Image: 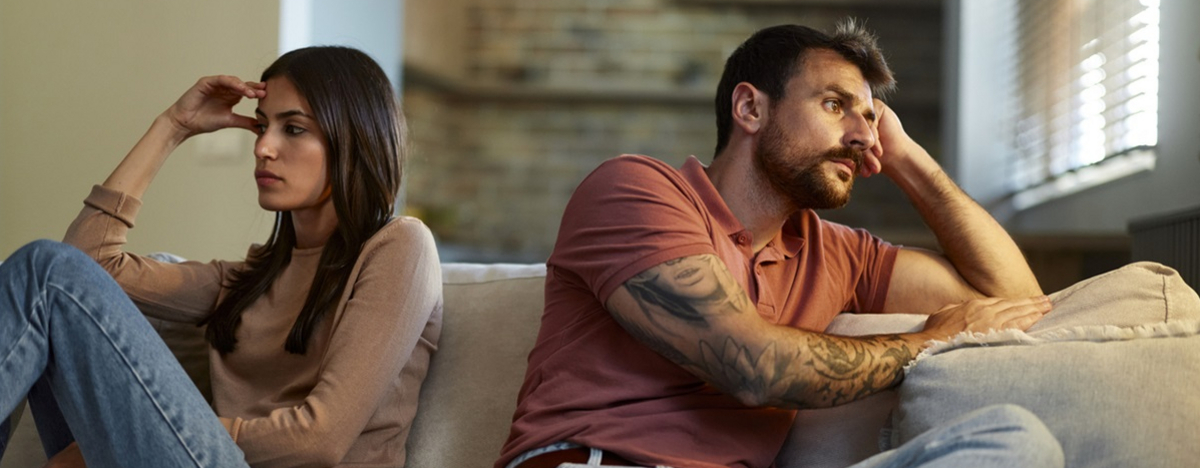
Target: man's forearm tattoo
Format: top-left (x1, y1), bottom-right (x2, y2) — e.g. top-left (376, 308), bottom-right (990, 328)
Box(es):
top-left (616, 255), bottom-right (920, 409)
top-left (624, 255), bottom-right (745, 335)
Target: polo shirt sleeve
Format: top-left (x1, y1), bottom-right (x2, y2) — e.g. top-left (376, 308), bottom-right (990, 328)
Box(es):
top-left (549, 156), bottom-right (718, 303)
top-left (820, 219), bottom-right (899, 313)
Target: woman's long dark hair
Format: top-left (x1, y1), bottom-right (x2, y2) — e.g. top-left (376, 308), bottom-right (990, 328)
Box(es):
top-left (203, 46), bottom-right (406, 355)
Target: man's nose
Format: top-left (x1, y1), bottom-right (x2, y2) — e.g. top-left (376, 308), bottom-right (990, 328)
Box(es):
top-left (842, 113), bottom-right (876, 151)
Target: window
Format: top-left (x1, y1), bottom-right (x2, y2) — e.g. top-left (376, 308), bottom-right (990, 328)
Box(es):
top-left (1009, 0), bottom-right (1160, 209)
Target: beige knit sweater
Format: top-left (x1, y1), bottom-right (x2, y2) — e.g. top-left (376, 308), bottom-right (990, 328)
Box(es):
top-left (64, 185), bottom-right (443, 467)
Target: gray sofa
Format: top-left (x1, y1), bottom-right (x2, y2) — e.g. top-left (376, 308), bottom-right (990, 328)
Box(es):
top-left (5, 261), bottom-right (1200, 467)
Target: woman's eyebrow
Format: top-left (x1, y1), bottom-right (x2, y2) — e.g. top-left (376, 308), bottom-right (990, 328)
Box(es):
top-left (254, 108), bottom-right (313, 120)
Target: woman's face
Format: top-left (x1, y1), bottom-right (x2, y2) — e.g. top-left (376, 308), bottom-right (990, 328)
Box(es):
top-left (253, 77), bottom-right (331, 216)
top-left (655, 255), bottom-right (724, 300)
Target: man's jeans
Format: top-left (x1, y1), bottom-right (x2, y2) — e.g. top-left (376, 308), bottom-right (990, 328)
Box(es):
top-left (537, 404), bottom-right (1062, 468)
top-left (853, 403), bottom-right (1063, 468)
top-left (0, 240), bottom-right (247, 468)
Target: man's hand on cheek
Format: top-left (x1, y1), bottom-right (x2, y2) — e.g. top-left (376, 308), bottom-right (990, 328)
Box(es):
top-left (866, 98), bottom-right (927, 179)
top-left (860, 129), bottom-right (883, 178)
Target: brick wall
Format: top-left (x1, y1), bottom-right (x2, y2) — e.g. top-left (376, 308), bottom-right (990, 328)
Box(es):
top-left (404, 0), bottom-right (943, 262)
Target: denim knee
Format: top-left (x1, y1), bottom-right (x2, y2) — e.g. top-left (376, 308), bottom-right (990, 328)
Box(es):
top-left (4, 240), bottom-right (91, 275)
top-left (980, 404), bottom-right (1064, 468)
top-left (9, 239), bottom-right (83, 263)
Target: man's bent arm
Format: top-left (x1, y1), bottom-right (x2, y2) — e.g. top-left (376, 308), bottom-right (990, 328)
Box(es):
top-left (606, 254), bottom-right (1049, 409)
top-left (874, 101), bottom-right (1042, 307)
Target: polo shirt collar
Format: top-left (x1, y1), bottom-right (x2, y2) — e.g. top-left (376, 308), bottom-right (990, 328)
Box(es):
top-left (681, 156), bottom-right (744, 236)
top-left (680, 156), bottom-right (806, 259)
top-left (778, 214), bottom-right (807, 258)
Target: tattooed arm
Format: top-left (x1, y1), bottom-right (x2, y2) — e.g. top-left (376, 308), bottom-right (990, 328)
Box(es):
top-left (606, 254), bottom-right (1052, 409)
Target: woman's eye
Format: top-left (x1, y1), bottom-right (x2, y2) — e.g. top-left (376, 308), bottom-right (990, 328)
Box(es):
top-left (285, 125), bottom-right (306, 135)
top-left (254, 124), bottom-right (267, 134)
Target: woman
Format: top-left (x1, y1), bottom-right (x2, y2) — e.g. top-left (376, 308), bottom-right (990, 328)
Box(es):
top-left (0, 46), bottom-right (441, 467)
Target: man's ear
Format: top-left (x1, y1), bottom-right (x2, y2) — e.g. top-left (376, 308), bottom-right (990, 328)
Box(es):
top-left (731, 82), bottom-right (769, 135)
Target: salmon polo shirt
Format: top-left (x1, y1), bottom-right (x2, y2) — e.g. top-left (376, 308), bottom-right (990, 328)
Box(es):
top-left (497, 155), bottom-right (900, 468)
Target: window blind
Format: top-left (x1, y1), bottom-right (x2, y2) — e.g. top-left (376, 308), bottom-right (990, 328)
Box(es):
top-left (1009, 0), bottom-right (1159, 193)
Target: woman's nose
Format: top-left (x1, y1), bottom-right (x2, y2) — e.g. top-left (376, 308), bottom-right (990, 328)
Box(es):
top-left (254, 134), bottom-right (276, 160)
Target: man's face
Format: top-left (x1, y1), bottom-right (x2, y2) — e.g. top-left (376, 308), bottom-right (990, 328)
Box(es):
top-left (753, 48), bottom-right (877, 211)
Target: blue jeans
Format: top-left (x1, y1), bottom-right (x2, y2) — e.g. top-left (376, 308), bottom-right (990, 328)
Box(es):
top-left (544, 404), bottom-right (1062, 468)
top-left (516, 401), bottom-right (1062, 468)
top-left (853, 404), bottom-right (1063, 468)
top-left (0, 240), bottom-right (247, 468)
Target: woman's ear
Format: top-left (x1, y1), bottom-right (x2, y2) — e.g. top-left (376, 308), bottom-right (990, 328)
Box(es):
top-left (731, 82), bottom-right (768, 136)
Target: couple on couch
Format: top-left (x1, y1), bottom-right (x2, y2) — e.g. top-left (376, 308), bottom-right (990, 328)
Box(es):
top-left (2, 21), bottom-right (1068, 468)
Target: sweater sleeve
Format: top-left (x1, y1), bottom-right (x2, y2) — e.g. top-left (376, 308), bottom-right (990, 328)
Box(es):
top-left (226, 218), bottom-right (443, 467)
top-left (63, 185), bottom-right (237, 324)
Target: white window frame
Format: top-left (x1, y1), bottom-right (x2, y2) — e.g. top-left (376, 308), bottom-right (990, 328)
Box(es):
top-left (1007, 0), bottom-right (1161, 210)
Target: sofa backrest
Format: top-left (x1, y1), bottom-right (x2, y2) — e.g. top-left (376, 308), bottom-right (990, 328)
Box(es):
top-left (404, 263), bottom-right (547, 468)
top-left (140, 261), bottom-right (548, 468)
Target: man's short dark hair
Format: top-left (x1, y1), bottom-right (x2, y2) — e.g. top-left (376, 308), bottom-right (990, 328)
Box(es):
top-left (713, 20), bottom-right (896, 156)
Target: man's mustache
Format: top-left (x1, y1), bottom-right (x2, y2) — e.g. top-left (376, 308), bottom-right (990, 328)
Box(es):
top-left (823, 146), bottom-right (864, 173)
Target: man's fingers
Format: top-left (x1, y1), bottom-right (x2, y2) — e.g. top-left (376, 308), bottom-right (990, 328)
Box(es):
top-left (986, 297), bottom-right (1052, 330)
top-left (859, 152), bottom-right (881, 177)
top-left (1004, 313), bottom-right (1044, 331)
top-left (987, 296), bottom-right (1052, 317)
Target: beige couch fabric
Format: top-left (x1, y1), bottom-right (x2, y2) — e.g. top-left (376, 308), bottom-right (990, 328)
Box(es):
top-left (8, 261), bottom-right (1192, 468)
top-left (405, 264), bottom-right (546, 468)
top-left (893, 262), bottom-right (1200, 468)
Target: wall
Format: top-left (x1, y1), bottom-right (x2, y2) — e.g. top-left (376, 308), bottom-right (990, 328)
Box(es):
top-left (403, 0), bottom-right (945, 262)
top-left (0, 1), bottom-right (281, 260)
top-left (283, 0), bottom-right (405, 91)
top-left (404, 0), bottom-right (468, 80)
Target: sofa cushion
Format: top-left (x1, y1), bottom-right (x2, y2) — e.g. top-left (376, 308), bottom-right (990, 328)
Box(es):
top-left (890, 262), bottom-right (1200, 468)
top-left (405, 263), bottom-right (547, 468)
top-left (1026, 261), bottom-right (1200, 333)
top-left (777, 261), bottom-right (1200, 468)
top-left (893, 321), bottom-right (1200, 467)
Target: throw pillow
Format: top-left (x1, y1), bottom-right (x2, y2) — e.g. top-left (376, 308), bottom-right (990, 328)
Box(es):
top-left (892, 321), bottom-right (1200, 468)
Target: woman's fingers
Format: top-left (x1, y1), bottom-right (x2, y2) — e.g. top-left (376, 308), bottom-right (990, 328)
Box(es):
top-left (208, 75), bottom-right (263, 99)
top-left (166, 75), bottom-right (268, 137)
top-left (228, 113), bottom-right (260, 132)
top-left (244, 80), bottom-right (267, 98)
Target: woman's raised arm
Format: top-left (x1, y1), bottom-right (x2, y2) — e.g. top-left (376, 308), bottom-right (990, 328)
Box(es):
top-left (63, 76), bottom-right (264, 324)
top-left (102, 75), bottom-right (264, 198)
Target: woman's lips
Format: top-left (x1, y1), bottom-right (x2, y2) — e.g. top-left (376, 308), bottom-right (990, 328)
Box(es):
top-left (255, 170), bottom-right (282, 187)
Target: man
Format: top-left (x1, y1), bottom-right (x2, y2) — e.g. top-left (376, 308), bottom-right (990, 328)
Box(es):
top-left (497, 22), bottom-right (1064, 468)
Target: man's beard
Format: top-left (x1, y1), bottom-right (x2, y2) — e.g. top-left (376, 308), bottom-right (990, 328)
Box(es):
top-left (754, 120), bottom-right (862, 210)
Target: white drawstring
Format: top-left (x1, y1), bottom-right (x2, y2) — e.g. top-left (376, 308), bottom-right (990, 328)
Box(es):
top-left (587, 447), bottom-right (604, 465)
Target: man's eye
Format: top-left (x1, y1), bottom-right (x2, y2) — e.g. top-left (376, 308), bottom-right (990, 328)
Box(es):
top-left (824, 100), bottom-right (842, 113)
top-left (285, 125), bottom-right (306, 135)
